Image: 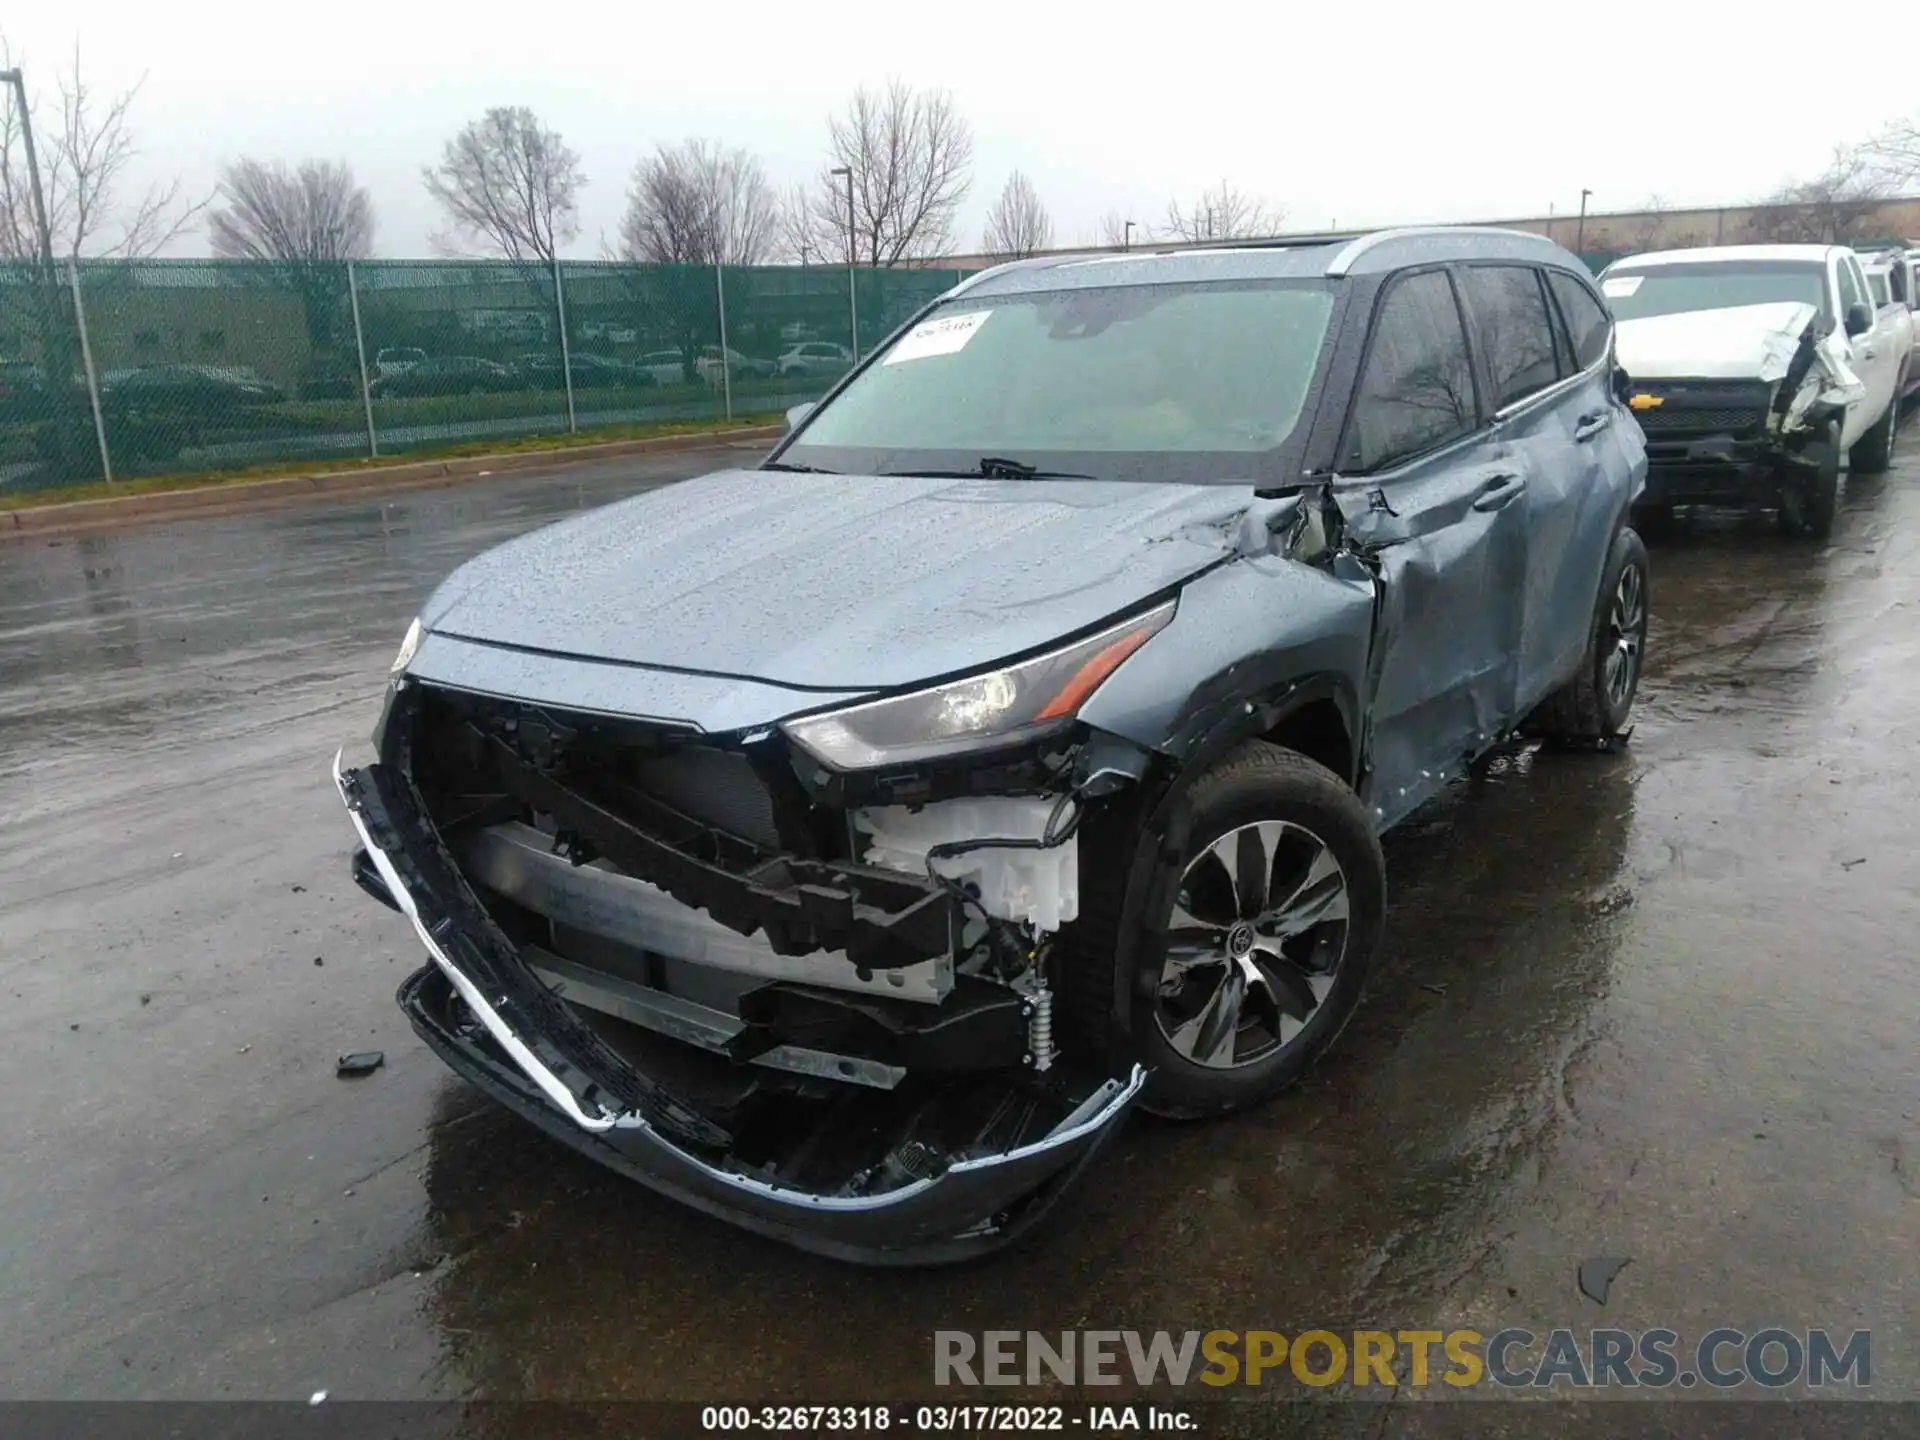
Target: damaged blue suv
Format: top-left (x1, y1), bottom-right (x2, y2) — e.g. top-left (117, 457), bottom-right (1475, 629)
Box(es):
top-left (336, 227), bottom-right (1648, 1263)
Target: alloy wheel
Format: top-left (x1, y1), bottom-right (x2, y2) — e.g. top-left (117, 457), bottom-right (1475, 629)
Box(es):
top-left (1152, 820), bottom-right (1350, 1070)
top-left (1605, 562), bottom-right (1646, 709)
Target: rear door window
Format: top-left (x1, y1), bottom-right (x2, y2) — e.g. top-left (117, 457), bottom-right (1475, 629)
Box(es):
top-left (1459, 266), bottom-right (1562, 409)
top-left (1343, 269), bottom-right (1479, 472)
top-left (1548, 272), bottom-right (1612, 370)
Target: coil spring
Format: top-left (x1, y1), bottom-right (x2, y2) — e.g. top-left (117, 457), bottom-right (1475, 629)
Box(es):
top-left (1027, 987), bottom-right (1056, 1073)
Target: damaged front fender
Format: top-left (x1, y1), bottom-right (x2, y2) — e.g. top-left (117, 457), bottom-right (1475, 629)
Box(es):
top-left (1773, 318), bottom-right (1865, 436)
top-left (1076, 545), bottom-right (1374, 764)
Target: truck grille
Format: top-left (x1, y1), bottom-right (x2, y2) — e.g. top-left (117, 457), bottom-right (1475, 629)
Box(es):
top-left (1629, 380), bottom-right (1772, 440)
top-left (1637, 405), bottom-right (1766, 435)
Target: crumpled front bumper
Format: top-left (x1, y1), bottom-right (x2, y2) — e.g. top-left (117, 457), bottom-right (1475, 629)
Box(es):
top-left (1640, 436), bottom-right (1788, 505)
top-left (1640, 425), bottom-right (1836, 508)
top-left (335, 752), bottom-right (1145, 1265)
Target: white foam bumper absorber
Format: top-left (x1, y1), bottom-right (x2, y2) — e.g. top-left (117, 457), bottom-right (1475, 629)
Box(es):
top-left (854, 798), bottom-right (1079, 934)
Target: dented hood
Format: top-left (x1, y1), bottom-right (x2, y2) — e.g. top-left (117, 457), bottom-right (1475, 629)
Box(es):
top-left (419, 467), bottom-right (1242, 690)
top-left (1614, 302), bottom-right (1820, 382)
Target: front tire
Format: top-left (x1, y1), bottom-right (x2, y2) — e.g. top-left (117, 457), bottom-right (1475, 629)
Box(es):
top-left (1125, 743), bottom-right (1385, 1119)
top-left (1780, 419), bottom-right (1842, 540)
top-left (1524, 525), bottom-right (1649, 740)
top-left (1849, 391), bottom-right (1899, 475)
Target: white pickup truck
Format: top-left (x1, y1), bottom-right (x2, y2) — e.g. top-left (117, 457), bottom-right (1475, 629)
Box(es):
top-left (1598, 244), bottom-right (1905, 538)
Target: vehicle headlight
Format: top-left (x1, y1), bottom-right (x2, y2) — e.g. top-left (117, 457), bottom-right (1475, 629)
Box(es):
top-left (782, 601), bottom-right (1175, 770)
top-left (390, 616), bottom-right (422, 674)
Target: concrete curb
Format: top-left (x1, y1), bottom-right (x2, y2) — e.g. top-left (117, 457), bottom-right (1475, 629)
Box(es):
top-left (3, 424), bottom-right (783, 539)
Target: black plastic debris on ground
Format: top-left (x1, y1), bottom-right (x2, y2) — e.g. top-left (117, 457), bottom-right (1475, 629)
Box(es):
top-left (336, 1051), bottom-right (385, 1079)
top-left (1578, 1256), bottom-right (1631, 1305)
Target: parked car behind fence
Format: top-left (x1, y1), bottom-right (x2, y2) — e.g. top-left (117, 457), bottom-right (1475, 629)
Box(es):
top-left (777, 342), bottom-right (855, 378)
top-left (516, 353), bottom-right (655, 391)
top-left (370, 357), bottom-right (524, 399)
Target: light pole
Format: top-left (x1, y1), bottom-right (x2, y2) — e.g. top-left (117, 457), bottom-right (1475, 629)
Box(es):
top-left (832, 165), bottom-right (858, 363)
top-left (0, 70), bottom-right (54, 270)
top-left (1123, 219), bottom-right (1135, 253)
top-left (1575, 188), bottom-right (1592, 254)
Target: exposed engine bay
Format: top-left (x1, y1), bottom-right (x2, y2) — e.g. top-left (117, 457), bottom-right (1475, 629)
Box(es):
top-left (340, 678), bottom-right (1146, 1262)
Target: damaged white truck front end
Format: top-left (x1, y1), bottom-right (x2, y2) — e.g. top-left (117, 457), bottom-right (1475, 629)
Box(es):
top-left (1614, 301), bottom-right (1865, 537)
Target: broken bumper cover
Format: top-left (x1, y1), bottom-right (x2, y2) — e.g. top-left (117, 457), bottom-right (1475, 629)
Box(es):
top-left (1639, 430), bottom-right (1831, 507)
top-left (1640, 436), bottom-right (1786, 505)
top-left (334, 752), bottom-right (1146, 1264)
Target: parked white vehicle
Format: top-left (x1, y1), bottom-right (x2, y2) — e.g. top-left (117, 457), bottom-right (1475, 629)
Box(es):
top-left (578, 320), bottom-right (638, 345)
top-left (636, 350), bottom-right (694, 386)
top-left (372, 347), bottom-right (427, 382)
top-left (1599, 244), bottom-right (1904, 537)
top-left (776, 341), bottom-right (855, 378)
top-left (1858, 248), bottom-right (1920, 397)
top-left (694, 345), bottom-right (774, 382)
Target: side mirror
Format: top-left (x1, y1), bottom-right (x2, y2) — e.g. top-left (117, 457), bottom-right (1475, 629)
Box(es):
top-left (1844, 302), bottom-right (1872, 338)
top-left (784, 401), bottom-right (816, 433)
top-left (1612, 363), bottom-right (1633, 404)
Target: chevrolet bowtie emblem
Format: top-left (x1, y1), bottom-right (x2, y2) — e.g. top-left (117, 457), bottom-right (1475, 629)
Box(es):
top-left (1628, 394), bottom-right (1665, 411)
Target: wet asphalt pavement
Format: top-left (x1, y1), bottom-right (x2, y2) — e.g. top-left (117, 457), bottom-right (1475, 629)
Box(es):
top-left (0, 437), bottom-right (1915, 1411)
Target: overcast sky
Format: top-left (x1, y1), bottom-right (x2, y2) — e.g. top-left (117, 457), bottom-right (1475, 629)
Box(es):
top-left (8, 0), bottom-right (1912, 259)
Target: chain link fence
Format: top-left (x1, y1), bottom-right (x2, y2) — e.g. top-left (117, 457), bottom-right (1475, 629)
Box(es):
top-left (0, 257), bottom-right (973, 494)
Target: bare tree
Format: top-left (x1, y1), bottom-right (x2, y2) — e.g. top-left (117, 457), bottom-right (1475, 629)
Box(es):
top-left (423, 106), bottom-right (582, 266)
top-left (1623, 195), bottom-right (1671, 253)
top-left (981, 172), bottom-right (1053, 258)
top-left (208, 158), bottom-right (373, 351)
top-left (806, 82), bottom-right (973, 266)
top-left (617, 139), bottom-right (775, 265)
top-left (1860, 117), bottom-right (1920, 189)
top-left (1749, 147), bottom-right (1895, 245)
top-left (1160, 180), bottom-right (1280, 244)
top-left (211, 158), bottom-right (373, 264)
top-left (774, 181), bottom-right (829, 265)
top-left (0, 39), bottom-right (205, 258)
top-left (610, 140), bottom-right (774, 384)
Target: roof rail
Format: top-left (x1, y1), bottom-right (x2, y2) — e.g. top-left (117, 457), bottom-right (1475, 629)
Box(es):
top-left (1323, 226), bottom-right (1560, 277)
top-left (1143, 230), bottom-right (1368, 254)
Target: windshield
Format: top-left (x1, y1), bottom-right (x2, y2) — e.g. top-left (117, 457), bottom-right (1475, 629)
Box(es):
top-left (1602, 261), bottom-right (1828, 322)
top-left (779, 279), bottom-right (1335, 483)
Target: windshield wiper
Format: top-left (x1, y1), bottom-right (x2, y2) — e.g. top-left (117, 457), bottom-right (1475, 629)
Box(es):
top-left (884, 457), bottom-right (1099, 481)
top-left (761, 461), bottom-right (840, 474)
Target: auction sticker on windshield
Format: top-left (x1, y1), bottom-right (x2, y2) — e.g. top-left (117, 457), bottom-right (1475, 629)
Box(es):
top-left (1602, 275), bottom-right (1644, 298)
top-left (885, 311), bottom-right (992, 364)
